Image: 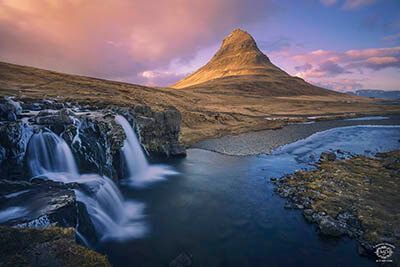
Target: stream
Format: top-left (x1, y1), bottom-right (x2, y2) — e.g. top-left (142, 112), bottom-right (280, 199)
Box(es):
top-left (102, 125), bottom-right (400, 267)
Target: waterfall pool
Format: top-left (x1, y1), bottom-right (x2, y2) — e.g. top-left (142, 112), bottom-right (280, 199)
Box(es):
top-left (1, 116), bottom-right (399, 266)
top-left (100, 125), bottom-right (400, 267)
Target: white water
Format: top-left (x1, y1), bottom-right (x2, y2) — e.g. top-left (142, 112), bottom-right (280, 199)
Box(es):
top-left (0, 206), bottom-right (29, 223)
top-left (115, 115), bottom-right (177, 188)
top-left (25, 129), bottom-right (147, 243)
top-left (257, 125), bottom-right (400, 178)
top-left (27, 130), bottom-right (79, 177)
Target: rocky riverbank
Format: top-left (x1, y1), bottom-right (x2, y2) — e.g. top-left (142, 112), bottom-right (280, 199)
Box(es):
top-left (193, 115), bottom-right (400, 155)
top-left (273, 150), bottom-right (400, 264)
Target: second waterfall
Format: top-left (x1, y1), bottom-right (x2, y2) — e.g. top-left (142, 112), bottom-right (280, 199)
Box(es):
top-left (115, 115), bottom-right (177, 188)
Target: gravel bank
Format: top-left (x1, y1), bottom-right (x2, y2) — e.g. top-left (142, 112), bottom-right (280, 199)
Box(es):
top-left (192, 115), bottom-right (400, 155)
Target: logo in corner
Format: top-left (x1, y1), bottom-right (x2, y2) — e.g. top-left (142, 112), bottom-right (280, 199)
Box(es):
top-left (374, 243), bottom-right (395, 263)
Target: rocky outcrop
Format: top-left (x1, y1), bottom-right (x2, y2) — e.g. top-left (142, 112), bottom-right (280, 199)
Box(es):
top-left (0, 178), bottom-right (99, 245)
top-left (0, 226), bottom-right (110, 266)
top-left (0, 97), bottom-right (186, 182)
top-left (0, 121), bottom-right (33, 180)
top-left (274, 151), bottom-right (400, 263)
top-left (0, 97), bottom-right (21, 121)
top-left (128, 105), bottom-right (186, 157)
top-left (319, 151), bottom-right (336, 162)
top-left (59, 110), bottom-right (125, 180)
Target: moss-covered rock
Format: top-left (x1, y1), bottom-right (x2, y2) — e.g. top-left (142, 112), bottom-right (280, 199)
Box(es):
top-left (0, 226), bottom-right (110, 266)
top-left (275, 150), bottom-right (400, 262)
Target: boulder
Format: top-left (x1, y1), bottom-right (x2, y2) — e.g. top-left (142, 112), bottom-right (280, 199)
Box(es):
top-left (0, 97), bottom-right (21, 121)
top-left (319, 152), bottom-right (336, 162)
top-left (318, 216), bottom-right (344, 237)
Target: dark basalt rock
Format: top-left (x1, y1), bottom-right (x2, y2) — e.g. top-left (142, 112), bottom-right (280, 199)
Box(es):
top-left (61, 112), bottom-right (125, 181)
top-left (0, 179), bottom-right (77, 228)
top-left (319, 151), bottom-right (336, 162)
top-left (0, 179), bottom-right (98, 245)
top-left (318, 216), bottom-right (344, 237)
top-left (113, 105), bottom-right (186, 158)
top-left (0, 121), bottom-right (33, 180)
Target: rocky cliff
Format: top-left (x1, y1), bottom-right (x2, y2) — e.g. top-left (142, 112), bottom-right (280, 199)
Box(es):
top-left (0, 97), bottom-right (186, 182)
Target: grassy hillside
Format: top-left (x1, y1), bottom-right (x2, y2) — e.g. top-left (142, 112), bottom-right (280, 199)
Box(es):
top-left (1, 61), bottom-right (399, 146)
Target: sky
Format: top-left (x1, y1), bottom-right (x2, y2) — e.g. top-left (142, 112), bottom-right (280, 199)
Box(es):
top-left (0, 0), bottom-right (399, 92)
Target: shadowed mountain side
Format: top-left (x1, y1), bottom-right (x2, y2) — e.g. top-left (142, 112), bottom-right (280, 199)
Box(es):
top-left (179, 74), bottom-right (340, 97)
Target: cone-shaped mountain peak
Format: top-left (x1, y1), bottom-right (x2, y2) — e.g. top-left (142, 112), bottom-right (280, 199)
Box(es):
top-left (215, 29), bottom-right (267, 60)
top-left (171, 29), bottom-right (339, 98)
top-left (172, 29), bottom-right (285, 89)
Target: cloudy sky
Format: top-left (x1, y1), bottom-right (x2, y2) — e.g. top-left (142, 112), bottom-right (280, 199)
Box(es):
top-left (0, 0), bottom-right (399, 91)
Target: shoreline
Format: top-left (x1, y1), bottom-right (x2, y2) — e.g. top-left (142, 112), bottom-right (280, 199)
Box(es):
top-left (273, 151), bottom-right (400, 263)
top-left (192, 115), bottom-right (400, 156)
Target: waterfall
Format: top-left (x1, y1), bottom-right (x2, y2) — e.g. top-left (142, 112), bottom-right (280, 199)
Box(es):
top-left (115, 115), bottom-right (178, 188)
top-left (115, 115), bottom-right (148, 176)
top-left (27, 130), bottom-right (79, 178)
top-left (25, 128), bottom-right (147, 244)
top-left (75, 175), bottom-right (147, 241)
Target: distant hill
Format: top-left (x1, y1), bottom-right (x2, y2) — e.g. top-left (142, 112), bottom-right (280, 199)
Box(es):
top-left (348, 89), bottom-right (400, 100)
top-left (171, 29), bottom-right (342, 97)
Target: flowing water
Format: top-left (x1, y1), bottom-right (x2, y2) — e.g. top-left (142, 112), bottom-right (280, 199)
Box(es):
top-left (115, 115), bottom-right (177, 188)
top-left (101, 125), bottom-right (400, 267)
top-left (2, 114), bottom-right (400, 266)
top-left (24, 124), bottom-right (149, 244)
top-left (27, 130), bottom-right (79, 178)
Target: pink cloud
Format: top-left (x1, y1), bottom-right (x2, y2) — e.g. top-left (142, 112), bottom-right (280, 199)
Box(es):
top-left (312, 79), bottom-right (365, 92)
top-left (0, 0), bottom-right (277, 86)
top-left (292, 46), bottom-right (400, 79)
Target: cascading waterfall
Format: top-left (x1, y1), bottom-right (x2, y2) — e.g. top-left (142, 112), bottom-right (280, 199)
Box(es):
top-left (115, 115), bottom-right (148, 175)
top-left (27, 130), bottom-right (79, 178)
top-left (26, 128), bottom-right (147, 244)
top-left (75, 175), bottom-right (146, 241)
top-left (115, 115), bottom-right (178, 188)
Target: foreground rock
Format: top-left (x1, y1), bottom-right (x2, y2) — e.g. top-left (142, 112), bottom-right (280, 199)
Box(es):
top-left (0, 226), bottom-right (110, 266)
top-left (274, 150), bottom-right (400, 263)
top-left (0, 179), bottom-right (98, 245)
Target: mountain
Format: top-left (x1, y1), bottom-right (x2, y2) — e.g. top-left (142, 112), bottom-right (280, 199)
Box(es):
top-left (171, 29), bottom-right (341, 97)
top-left (348, 89), bottom-right (400, 100)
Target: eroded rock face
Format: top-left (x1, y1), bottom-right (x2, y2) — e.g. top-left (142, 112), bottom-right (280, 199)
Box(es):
top-left (0, 179), bottom-right (76, 228)
top-left (0, 178), bottom-right (99, 245)
top-left (0, 97), bottom-right (21, 121)
top-left (130, 105), bottom-right (186, 157)
top-left (60, 111), bottom-right (125, 180)
top-left (0, 97), bottom-right (186, 182)
top-left (0, 121), bottom-right (34, 180)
